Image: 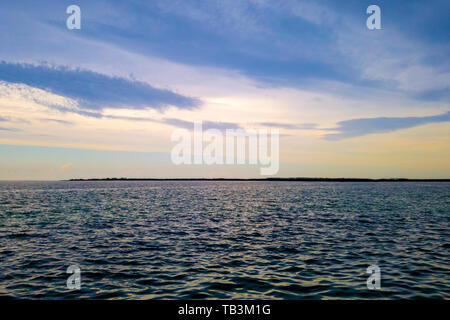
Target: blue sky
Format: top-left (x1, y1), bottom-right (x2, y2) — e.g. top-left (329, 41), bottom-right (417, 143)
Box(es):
top-left (0, 0), bottom-right (449, 179)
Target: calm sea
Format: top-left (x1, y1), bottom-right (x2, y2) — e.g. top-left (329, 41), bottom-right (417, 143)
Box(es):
top-left (0, 181), bottom-right (448, 299)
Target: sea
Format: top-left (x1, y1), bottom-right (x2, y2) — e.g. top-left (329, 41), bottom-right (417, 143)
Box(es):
top-left (0, 181), bottom-right (448, 299)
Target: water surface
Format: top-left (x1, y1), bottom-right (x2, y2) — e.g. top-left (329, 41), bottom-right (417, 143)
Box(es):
top-left (0, 181), bottom-right (448, 299)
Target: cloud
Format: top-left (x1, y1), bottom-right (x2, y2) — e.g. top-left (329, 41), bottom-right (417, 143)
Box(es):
top-left (37, 105), bottom-right (241, 131)
top-left (48, 106), bottom-right (158, 122)
top-left (412, 88), bottom-right (450, 102)
top-left (83, 1), bottom-right (354, 88)
top-left (52, 106), bottom-right (103, 118)
top-left (65, 0), bottom-right (448, 100)
top-left (105, 115), bottom-right (156, 122)
top-left (324, 111), bottom-right (450, 140)
top-left (0, 61), bottom-right (201, 111)
top-left (0, 115), bottom-right (27, 123)
top-left (163, 118), bottom-right (242, 130)
top-left (259, 122), bottom-right (317, 129)
top-left (41, 118), bottom-right (73, 125)
top-left (1, 1), bottom-right (448, 104)
top-left (0, 126), bottom-right (20, 132)
top-left (60, 163), bottom-right (72, 171)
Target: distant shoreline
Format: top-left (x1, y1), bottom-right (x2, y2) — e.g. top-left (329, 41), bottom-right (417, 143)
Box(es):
top-left (67, 178), bottom-right (450, 182)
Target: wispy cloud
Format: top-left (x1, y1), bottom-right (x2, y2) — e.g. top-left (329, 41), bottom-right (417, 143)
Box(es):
top-left (84, 0), bottom-right (353, 88)
top-left (0, 61), bottom-right (201, 111)
top-left (65, 0), bottom-right (449, 100)
top-left (0, 126), bottom-right (20, 132)
top-left (105, 115), bottom-right (156, 122)
top-left (53, 106), bottom-right (103, 119)
top-left (259, 122), bottom-right (317, 130)
top-left (39, 108), bottom-right (240, 131)
top-left (0, 115), bottom-right (28, 124)
top-left (163, 118), bottom-right (242, 130)
top-left (41, 118), bottom-right (73, 125)
top-left (324, 111), bottom-right (450, 140)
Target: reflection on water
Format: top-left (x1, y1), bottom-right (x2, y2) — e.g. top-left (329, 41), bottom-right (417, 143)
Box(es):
top-left (0, 181), bottom-right (448, 299)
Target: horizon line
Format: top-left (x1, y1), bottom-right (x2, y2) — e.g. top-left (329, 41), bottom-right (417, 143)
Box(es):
top-left (64, 177), bottom-right (450, 182)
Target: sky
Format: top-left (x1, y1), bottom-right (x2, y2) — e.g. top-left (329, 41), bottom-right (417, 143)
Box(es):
top-left (0, 0), bottom-right (449, 179)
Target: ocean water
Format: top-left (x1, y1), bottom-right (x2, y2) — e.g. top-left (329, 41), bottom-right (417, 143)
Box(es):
top-left (0, 181), bottom-right (448, 299)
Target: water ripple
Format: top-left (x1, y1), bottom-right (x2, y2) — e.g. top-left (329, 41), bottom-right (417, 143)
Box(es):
top-left (0, 181), bottom-right (448, 299)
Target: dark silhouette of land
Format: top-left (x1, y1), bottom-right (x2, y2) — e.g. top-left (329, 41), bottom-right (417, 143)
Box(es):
top-left (68, 177), bottom-right (450, 182)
